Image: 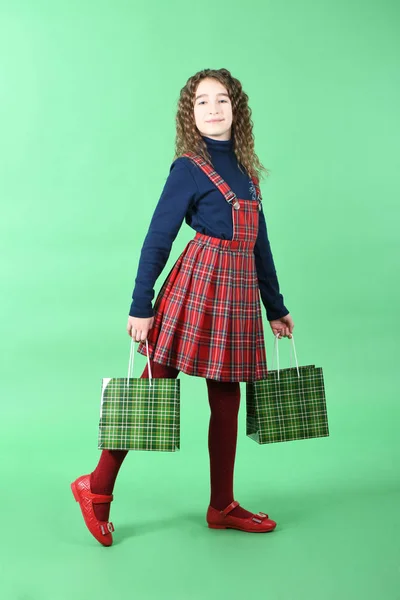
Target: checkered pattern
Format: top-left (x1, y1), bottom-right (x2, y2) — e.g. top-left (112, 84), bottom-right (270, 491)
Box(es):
top-left (246, 364), bottom-right (329, 443)
top-left (98, 377), bottom-right (180, 451)
top-left (137, 154), bottom-right (268, 382)
top-left (182, 151), bottom-right (263, 208)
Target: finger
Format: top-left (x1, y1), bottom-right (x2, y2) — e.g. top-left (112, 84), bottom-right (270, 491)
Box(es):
top-left (135, 330), bottom-right (141, 342)
top-left (141, 332), bottom-right (147, 342)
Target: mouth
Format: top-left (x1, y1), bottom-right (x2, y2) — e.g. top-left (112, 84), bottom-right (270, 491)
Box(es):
top-left (207, 119), bottom-right (223, 123)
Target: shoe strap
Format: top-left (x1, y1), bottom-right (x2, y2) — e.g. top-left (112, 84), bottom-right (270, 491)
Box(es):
top-left (220, 500), bottom-right (240, 517)
top-left (88, 491), bottom-right (114, 504)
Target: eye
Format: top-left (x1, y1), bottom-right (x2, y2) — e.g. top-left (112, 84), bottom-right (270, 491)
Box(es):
top-left (198, 99), bottom-right (228, 105)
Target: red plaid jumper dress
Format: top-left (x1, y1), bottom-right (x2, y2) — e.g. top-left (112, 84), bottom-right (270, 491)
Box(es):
top-left (137, 152), bottom-right (269, 382)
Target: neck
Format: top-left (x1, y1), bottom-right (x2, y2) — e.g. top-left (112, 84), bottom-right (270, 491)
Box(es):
top-left (202, 135), bottom-right (233, 153)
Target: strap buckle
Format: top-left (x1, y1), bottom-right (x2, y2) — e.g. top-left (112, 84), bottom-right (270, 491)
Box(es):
top-left (100, 522), bottom-right (115, 535)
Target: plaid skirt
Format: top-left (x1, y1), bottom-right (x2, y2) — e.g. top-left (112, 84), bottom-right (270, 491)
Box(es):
top-left (136, 231), bottom-right (268, 382)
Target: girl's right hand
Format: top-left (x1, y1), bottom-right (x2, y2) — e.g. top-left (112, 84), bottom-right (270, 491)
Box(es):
top-left (127, 315), bottom-right (154, 342)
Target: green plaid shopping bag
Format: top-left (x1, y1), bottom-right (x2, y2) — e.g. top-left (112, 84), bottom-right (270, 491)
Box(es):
top-left (246, 333), bottom-right (329, 444)
top-left (98, 337), bottom-right (180, 451)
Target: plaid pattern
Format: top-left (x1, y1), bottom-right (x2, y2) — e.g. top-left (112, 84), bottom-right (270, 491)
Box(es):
top-left (182, 151), bottom-right (263, 209)
top-left (246, 364), bottom-right (329, 444)
top-left (137, 154), bottom-right (268, 382)
top-left (98, 377), bottom-right (180, 451)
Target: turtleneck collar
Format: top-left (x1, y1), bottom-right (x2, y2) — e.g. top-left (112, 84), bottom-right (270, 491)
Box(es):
top-left (202, 135), bottom-right (233, 153)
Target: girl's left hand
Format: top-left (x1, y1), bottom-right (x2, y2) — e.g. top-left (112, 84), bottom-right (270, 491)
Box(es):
top-left (269, 313), bottom-right (294, 339)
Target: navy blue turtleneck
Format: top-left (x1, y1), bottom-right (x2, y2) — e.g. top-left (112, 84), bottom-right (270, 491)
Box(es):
top-left (129, 135), bottom-right (289, 322)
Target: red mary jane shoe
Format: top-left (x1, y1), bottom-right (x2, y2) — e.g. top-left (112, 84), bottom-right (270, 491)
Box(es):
top-left (206, 500), bottom-right (277, 533)
top-left (71, 474), bottom-right (115, 546)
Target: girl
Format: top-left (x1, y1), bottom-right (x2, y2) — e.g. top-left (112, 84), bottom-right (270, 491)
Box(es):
top-left (71, 68), bottom-right (294, 546)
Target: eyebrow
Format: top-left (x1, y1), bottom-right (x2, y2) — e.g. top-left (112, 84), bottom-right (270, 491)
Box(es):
top-left (195, 92), bottom-right (230, 101)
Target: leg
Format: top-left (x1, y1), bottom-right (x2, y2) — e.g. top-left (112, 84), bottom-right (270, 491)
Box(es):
top-left (90, 358), bottom-right (180, 521)
top-left (206, 378), bottom-right (253, 519)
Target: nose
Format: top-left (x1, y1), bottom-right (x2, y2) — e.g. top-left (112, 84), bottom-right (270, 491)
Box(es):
top-left (209, 101), bottom-right (221, 114)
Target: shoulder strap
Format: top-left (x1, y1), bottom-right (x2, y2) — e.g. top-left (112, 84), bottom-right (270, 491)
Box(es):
top-left (182, 152), bottom-right (262, 209)
top-left (182, 152), bottom-right (237, 205)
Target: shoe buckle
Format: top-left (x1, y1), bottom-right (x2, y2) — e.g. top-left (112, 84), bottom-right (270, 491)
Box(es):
top-left (256, 512), bottom-right (267, 518)
top-left (100, 522), bottom-right (114, 535)
top-left (252, 517), bottom-right (262, 523)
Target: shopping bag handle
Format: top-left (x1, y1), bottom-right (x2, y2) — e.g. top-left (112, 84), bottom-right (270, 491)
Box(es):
top-left (270, 333), bottom-right (300, 381)
top-left (127, 336), bottom-right (153, 387)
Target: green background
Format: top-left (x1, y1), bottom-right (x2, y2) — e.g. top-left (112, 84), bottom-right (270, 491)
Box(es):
top-left (1, 0), bottom-right (399, 598)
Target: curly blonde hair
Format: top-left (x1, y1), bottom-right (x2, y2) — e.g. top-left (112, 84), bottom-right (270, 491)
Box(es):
top-left (172, 68), bottom-right (269, 181)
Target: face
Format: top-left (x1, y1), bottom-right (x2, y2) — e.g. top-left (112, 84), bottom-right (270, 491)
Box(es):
top-left (193, 78), bottom-right (233, 141)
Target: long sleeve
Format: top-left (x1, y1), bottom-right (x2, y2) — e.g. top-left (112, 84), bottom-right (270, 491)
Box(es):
top-left (254, 204), bottom-right (290, 321)
top-left (129, 159), bottom-right (197, 318)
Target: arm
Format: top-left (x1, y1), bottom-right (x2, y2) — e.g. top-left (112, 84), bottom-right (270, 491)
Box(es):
top-left (253, 204), bottom-right (290, 321)
top-left (129, 159), bottom-right (197, 318)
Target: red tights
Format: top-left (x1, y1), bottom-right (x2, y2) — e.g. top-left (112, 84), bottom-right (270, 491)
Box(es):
top-left (90, 360), bottom-right (253, 521)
